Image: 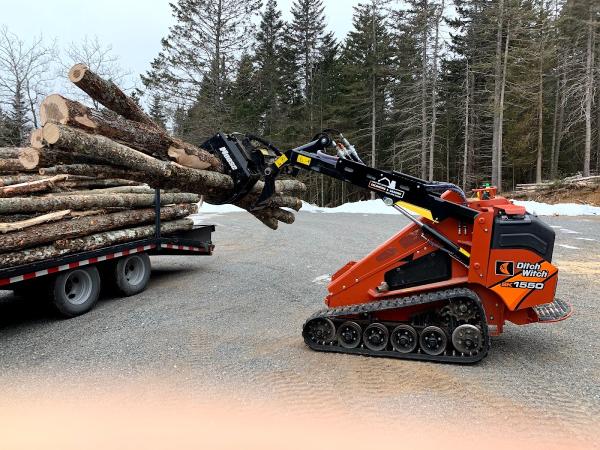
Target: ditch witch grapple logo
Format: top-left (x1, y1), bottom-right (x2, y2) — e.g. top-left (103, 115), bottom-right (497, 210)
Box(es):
top-left (368, 177), bottom-right (405, 198)
top-left (495, 261), bottom-right (549, 278)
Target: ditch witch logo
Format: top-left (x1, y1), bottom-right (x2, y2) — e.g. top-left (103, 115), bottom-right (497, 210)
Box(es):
top-left (495, 261), bottom-right (514, 276)
top-left (495, 261), bottom-right (549, 278)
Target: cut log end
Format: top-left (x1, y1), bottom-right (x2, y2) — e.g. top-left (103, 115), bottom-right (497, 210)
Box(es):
top-left (42, 123), bottom-right (61, 145)
top-left (18, 148), bottom-right (40, 170)
top-left (68, 63), bottom-right (88, 83)
top-left (30, 129), bottom-right (45, 149)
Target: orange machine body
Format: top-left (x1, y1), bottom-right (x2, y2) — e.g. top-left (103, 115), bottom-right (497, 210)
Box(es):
top-left (325, 190), bottom-right (562, 336)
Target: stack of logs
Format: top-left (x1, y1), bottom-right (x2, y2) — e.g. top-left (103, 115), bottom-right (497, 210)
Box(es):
top-left (0, 64), bottom-right (305, 269)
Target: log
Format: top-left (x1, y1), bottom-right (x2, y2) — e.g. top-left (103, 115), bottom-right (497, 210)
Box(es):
top-left (68, 64), bottom-right (157, 128)
top-left (40, 164), bottom-right (146, 182)
top-left (18, 147), bottom-right (106, 170)
top-left (44, 185), bottom-right (155, 196)
top-left (0, 175), bottom-right (69, 197)
top-left (40, 94), bottom-right (222, 171)
top-left (30, 129), bottom-right (45, 149)
top-left (42, 123), bottom-right (306, 229)
top-left (0, 159), bottom-right (29, 173)
top-left (0, 148), bottom-right (24, 159)
top-left (0, 210), bottom-right (72, 234)
top-left (53, 178), bottom-right (143, 190)
top-left (0, 219), bottom-right (193, 269)
top-left (0, 204), bottom-right (197, 252)
top-left (42, 123), bottom-right (305, 201)
top-left (0, 175), bottom-right (48, 187)
top-left (0, 192), bottom-right (200, 214)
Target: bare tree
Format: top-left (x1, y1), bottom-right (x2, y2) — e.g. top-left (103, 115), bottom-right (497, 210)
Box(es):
top-left (59, 36), bottom-right (130, 108)
top-left (0, 26), bottom-right (55, 142)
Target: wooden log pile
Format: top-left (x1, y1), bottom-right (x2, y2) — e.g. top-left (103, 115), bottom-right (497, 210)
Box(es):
top-left (515, 173), bottom-right (600, 192)
top-left (0, 64), bottom-right (305, 268)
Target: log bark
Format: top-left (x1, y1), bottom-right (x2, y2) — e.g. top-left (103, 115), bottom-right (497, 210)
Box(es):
top-left (0, 192), bottom-right (199, 214)
top-left (68, 64), bottom-right (157, 127)
top-left (44, 185), bottom-right (155, 196)
top-left (0, 210), bottom-right (71, 234)
top-left (30, 129), bottom-right (44, 148)
top-left (19, 147), bottom-right (107, 170)
top-left (0, 148), bottom-right (24, 159)
top-left (0, 175), bottom-right (48, 187)
top-left (0, 219), bottom-right (193, 269)
top-left (39, 164), bottom-right (146, 181)
top-left (0, 175), bottom-right (68, 197)
top-left (0, 204), bottom-right (197, 252)
top-left (53, 178), bottom-right (142, 190)
top-left (0, 159), bottom-right (29, 174)
top-left (40, 94), bottom-right (222, 171)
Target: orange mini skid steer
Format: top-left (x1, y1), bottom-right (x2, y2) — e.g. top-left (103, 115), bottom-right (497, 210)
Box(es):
top-left (204, 130), bottom-right (572, 364)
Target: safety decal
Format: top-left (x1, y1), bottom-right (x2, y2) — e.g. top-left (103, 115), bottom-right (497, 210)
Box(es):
top-left (296, 155), bottom-right (312, 166)
top-left (274, 154), bottom-right (288, 168)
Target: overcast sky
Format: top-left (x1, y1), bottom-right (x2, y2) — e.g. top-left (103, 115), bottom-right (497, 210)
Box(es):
top-left (1, 0), bottom-right (363, 85)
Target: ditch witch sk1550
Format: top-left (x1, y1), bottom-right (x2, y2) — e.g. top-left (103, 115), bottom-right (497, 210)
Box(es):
top-left (202, 130), bottom-right (572, 364)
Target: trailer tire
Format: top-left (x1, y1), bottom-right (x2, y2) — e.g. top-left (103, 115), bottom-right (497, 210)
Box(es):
top-left (51, 266), bottom-right (101, 317)
top-left (111, 253), bottom-right (151, 297)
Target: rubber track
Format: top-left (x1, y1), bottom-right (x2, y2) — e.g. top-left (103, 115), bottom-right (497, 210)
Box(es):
top-left (302, 287), bottom-right (490, 364)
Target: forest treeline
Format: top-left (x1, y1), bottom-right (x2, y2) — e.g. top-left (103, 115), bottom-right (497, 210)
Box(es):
top-left (1, 0), bottom-right (599, 206)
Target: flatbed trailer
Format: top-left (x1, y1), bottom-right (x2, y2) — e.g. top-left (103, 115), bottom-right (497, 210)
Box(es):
top-left (0, 189), bottom-right (214, 317)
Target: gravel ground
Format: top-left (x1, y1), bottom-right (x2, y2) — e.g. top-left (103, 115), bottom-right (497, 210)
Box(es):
top-left (0, 212), bottom-right (598, 446)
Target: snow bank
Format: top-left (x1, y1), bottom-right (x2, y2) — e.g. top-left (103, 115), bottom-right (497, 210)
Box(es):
top-left (198, 202), bottom-right (244, 213)
top-left (301, 200), bottom-right (401, 215)
top-left (197, 199), bottom-right (600, 216)
top-left (512, 200), bottom-right (600, 216)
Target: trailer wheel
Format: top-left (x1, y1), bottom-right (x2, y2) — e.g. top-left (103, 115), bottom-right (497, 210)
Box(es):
top-left (51, 266), bottom-right (101, 317)
top-left (111, 253), bottom-right (151, 297)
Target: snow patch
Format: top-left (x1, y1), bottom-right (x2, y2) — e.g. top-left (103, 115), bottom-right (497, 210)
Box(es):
top-left (302, 200), bottom-right (403, 215)
top-left (198, 203), bottom-right (245, 213)
top-left (312, 274), bottom-right (332, 285)
top-left (196, 199), bottom-right (600, 217)
top-left (512, 201), bottom-right (600, 216)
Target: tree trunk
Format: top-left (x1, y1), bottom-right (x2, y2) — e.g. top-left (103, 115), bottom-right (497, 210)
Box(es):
top-left (497, 21), bottom-right (510, 191)
top-left (0, 204), bottom-right (196, 252)
top-left (462, 63), bottom-right (470, 192)
top-left (536, 8), bottom-right (545, 184)
top-left (0, 210), bottom-right (72, 234)
top-left (19, 147), bottom-right (106, 170)
top-left (491, 0), bottom-right (505, 187)
top-left (68, 64), bottom-right (157, 128)
top-left (0, 219), bottom-right (193, 269)
top-left (40, 94), bottom-right (222, 171)
top-left (420, 0), bottom-right (429, 180)
top-left (0, 192), bottom-right (199, 215)
top-left (428, 0), bottom-right (444, 182)
top-left (0, 175), bottom-right (68, 198)
top-left (583, 11), bottom-right (595, 177)
top-left (554, 71), bottom-right (566, 177)
top-left (550, 74), bottom-right (560, 180)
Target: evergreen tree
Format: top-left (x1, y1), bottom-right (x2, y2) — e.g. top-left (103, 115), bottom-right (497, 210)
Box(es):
top-left (149, 94), bottom-right (167, 129)
top-left (289, 0), bottom-right (327, 132)
top-left (142, 0), bottom-right (261, 129)
top-left (254, 0), bottom-right (286, 136)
